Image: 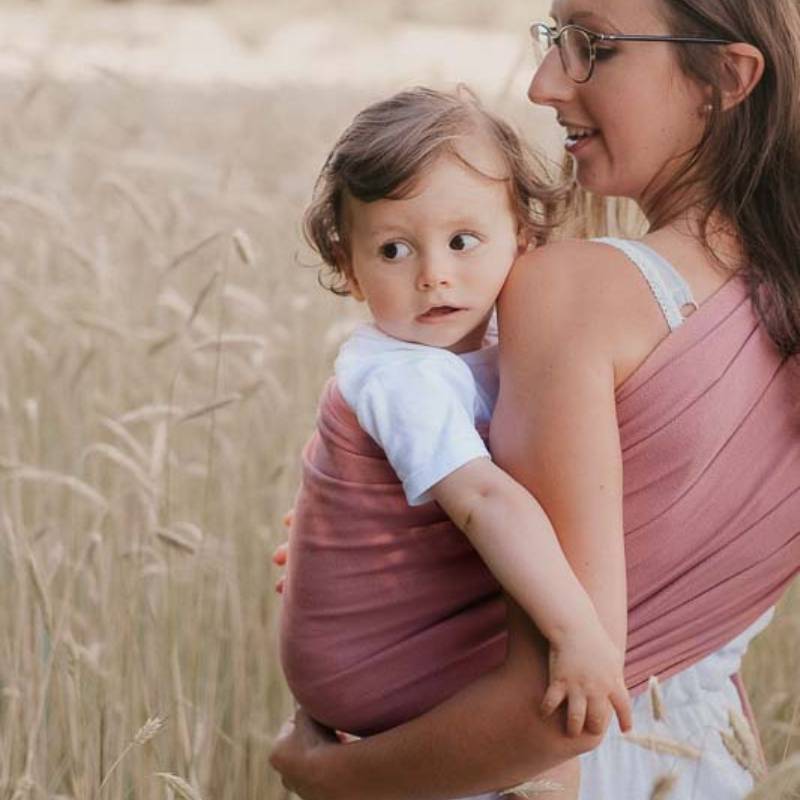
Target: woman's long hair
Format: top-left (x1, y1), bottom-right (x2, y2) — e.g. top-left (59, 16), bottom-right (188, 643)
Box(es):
top-left (569, 0), bottom-right (800, 358)
top-left (666, 0), bottom-right (800, 358)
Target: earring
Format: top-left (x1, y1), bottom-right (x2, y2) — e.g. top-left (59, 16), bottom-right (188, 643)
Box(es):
top-left (696, 102), bottom-right (713, 120)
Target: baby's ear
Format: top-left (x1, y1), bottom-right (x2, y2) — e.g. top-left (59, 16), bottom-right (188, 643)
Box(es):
top-left (342, 264), bottom-right (365, 301)
top-left (332, 244), bottom-right (364, 300)
top-left (347, 277), bottom-right (365, 302)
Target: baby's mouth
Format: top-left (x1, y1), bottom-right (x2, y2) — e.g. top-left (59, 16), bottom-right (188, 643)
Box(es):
top-left (418, 306), bottom-right (462, 320)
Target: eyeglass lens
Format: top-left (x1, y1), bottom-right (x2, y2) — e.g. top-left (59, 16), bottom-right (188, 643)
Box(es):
top-left (531, 25), bottom-right (593, 83)
top-left (561, 28), bottom-right (593, 82)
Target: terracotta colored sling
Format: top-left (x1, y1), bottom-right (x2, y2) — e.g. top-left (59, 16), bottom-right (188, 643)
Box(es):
top-left (280, 276), bottom-right (800, 737)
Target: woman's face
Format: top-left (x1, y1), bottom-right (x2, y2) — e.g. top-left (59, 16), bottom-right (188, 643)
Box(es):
top-left (529, 0), bottom-right (709, 210)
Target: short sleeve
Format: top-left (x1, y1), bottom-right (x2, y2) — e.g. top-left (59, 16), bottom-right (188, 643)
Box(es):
top-left (342, 356), bottom-right (490, 506)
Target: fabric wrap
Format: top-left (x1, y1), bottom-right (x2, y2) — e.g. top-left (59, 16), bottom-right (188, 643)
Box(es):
top-left (280, 276), bottom-right (800, 736)
top-left (280, 389), bottom-right (506, 736)
top-left (617, 277), bottom-right (800, 688)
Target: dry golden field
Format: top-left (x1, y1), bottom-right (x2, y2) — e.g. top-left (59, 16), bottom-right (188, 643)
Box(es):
top-left (0, 2), bottom-right (796, 798)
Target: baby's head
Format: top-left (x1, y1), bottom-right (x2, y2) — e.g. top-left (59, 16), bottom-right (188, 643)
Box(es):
top-left (305, 86), bottom-right (558, 352)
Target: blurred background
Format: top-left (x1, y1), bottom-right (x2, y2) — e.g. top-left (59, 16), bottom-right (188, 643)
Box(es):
top-left (0, 1), bottom-right (796, 798)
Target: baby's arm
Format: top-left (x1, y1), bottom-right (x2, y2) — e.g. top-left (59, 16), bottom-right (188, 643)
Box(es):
top-left (431, 459), bottom-right (631, 735)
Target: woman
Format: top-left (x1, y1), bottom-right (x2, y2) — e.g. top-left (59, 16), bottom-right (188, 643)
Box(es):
top-left (270, 0), bottom-right (800, 797)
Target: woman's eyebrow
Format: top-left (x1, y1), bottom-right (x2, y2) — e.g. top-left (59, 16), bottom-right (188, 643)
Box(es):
top-left (570, 10), bottom-right (617, 28)
top-left (549, 7), bottom-right (618, 29)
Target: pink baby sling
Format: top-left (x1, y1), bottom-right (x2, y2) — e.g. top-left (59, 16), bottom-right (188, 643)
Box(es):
top-left (280, 275), bottom-right (800, 737)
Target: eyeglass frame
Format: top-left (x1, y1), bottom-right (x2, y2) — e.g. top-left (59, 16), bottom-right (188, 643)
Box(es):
top-left (530, 22), bottom-right (734, 83)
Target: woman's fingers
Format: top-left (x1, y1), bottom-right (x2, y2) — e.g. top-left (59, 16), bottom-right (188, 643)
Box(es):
top-left (566, 692), bottom-right (588, 738)
top-left (540, 681), bottom-right (567, 717)
top-left (291, 708), bottom-right (340, 749)
top-left (268, 717), bottom-right (296, 775)
top-left (268, 708), bottom-right (340, 798)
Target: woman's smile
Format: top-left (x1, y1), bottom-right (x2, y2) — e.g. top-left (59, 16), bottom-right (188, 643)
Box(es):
top-left (562, 121), bottom-right (600, 154)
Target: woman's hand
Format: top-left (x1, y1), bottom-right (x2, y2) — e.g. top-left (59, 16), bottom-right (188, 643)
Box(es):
top-left (269, 709), bottom-right (340, 800)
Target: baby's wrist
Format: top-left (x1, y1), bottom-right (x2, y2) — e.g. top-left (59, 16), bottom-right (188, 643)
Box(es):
top-left (547, 607), bottom-right (603, 649)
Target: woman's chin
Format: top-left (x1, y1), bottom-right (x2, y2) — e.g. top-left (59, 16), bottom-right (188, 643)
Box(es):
top-left (574, 168), bottom-right (637, 203)
top-left (572, 162), bottom-right (607, 196)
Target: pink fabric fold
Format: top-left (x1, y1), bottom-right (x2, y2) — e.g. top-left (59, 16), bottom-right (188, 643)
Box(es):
top-left (280, 276), bottom-right (800, 736)
top-left (280, 391), bottom-right (506, 735)
top-left (617, 277), bottom-right (800, 690)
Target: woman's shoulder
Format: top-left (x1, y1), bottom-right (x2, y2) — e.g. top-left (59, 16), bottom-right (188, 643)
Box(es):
top-left (501, 239), bottom-right (669, 377)
top-left (505, 239), bottom-right (642, 325)
top-left (515, 238), bottom-right (636, 288)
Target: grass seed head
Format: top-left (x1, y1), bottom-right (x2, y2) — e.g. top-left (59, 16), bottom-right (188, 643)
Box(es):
top-left (134, 715), bottom-right (167, 746)
top-left (624, 733), bottom-right (702, 760)
top-left (649, 675), bottom-right (666, 722)
top-left (155, 772), bottom-right (204, 800)
top-left (721, 709), bottom-right (767, 782)
top-left (649, 773), bottom-right (678, 800)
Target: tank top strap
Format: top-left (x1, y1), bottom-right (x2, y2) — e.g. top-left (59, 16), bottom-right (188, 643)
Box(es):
top-left (595, 237), bottom-right (699, 332)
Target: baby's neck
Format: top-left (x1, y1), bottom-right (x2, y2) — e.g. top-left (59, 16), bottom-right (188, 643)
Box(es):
top-left (372, 319), bottom-right (493, 356)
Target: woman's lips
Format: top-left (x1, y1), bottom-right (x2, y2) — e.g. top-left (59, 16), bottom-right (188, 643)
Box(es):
top-left (565, 130), bottom-right (598, 155)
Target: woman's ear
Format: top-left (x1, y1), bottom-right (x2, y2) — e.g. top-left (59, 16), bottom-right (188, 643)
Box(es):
top-left (720, 43), bottom-right (765, 111)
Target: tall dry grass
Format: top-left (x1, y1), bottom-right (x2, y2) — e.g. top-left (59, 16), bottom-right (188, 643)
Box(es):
top-left (0, 71), bottom-right (372, 799)
top-left (0, 6), bottom-right (796, 800)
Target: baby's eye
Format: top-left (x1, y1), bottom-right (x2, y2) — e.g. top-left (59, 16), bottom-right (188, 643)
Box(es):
top-left (380, 241), bottom-right (412, 261)
top-left (449, 233), bottom-right (480, 252)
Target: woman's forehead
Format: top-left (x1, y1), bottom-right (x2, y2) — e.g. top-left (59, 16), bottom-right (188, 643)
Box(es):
top-left (548, 0), bottom-right (665, 30)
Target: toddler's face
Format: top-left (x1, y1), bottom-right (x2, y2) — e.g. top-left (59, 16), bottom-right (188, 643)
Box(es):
top-left (343, 136), bottom-right (524, 354)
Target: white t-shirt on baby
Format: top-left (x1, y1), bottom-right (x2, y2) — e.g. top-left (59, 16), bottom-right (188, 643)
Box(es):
top-left (334, 321), bottom-right (499, 506)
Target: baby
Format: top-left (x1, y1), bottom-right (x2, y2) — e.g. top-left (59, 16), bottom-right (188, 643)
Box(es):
top-left (279, 87), bottom-right (630, 793)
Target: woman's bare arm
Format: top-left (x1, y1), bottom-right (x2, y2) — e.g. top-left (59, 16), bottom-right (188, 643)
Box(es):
top-left (493, 241), bottom-right (629, 655)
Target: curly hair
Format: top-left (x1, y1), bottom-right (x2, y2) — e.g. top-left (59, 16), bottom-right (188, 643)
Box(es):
top-left (303, 85), bottom-right (564, 296)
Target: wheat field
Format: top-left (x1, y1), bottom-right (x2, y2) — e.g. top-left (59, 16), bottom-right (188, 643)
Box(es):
top-left (0, 2), bottom-right (796, 799)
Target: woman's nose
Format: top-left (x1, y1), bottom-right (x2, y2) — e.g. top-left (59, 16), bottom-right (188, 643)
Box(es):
top-left (528, 47), bottom-right (574, 107)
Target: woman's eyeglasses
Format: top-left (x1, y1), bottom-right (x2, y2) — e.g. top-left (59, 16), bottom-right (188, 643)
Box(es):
top-left (530, 22), bottom-right (732, 84)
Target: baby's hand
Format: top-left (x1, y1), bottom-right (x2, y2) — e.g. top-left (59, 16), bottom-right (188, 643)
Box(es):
top-left (541, 623), bottom-right (632, 737)
top-left (272, 510), bottom-right (293, 594)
